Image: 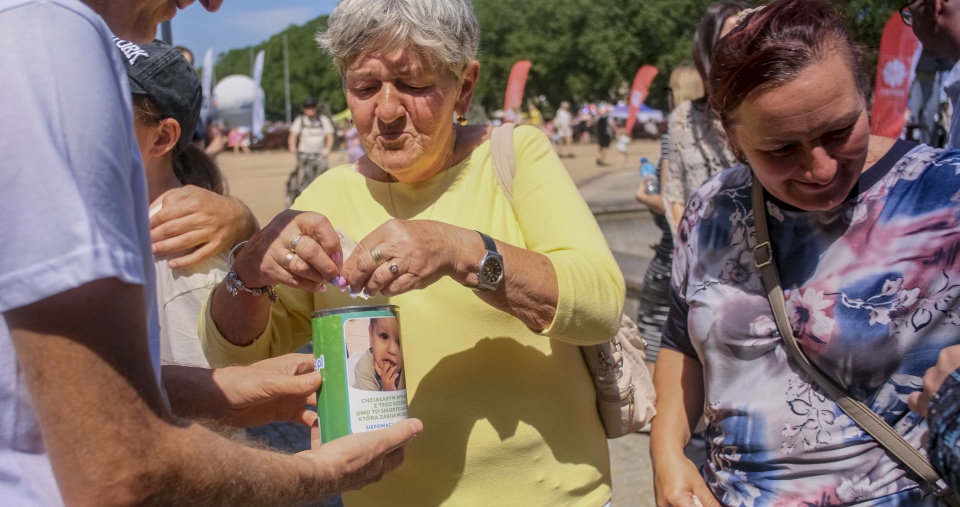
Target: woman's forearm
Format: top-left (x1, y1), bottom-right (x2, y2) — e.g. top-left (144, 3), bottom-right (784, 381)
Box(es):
top-left (651, 349), bottom-right (705, 463)
top-left (635, 187), bottom-right (666, 214)
top-left (447, 226), bottom-right (559, 331)
top-left (210, 282), bottom-right (272, 346)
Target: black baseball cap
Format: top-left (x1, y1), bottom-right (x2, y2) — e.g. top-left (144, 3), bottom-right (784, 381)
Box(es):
top-left (303, 96), bottom-right (318, 108)
top-left (113, 37), bottom-right (201, 154)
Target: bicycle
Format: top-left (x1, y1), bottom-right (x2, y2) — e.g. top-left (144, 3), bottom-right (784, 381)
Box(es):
top-left (284, 152), bottom-right (329, 208)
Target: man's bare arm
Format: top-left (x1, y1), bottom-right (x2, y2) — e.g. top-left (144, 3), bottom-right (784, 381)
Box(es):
top-left (7, 278), bottom-right (420, 507)
top-left (289, 130), bottom-right (299, 153)
top-left (162, 353), bottom-right (321, 429)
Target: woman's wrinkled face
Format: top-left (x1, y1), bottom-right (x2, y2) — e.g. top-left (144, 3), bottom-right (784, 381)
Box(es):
top-left (344, 50), bottom-right (464, 181)
top-left (729, 50), bottom-right (870, 211)
top-left (369, 318), bottom-right (403, 372)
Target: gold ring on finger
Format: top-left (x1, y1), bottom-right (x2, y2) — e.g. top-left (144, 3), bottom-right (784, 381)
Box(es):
top-left (370, 247), bottom-right (386, 266)
top-left (289, 233), bottom-right (304, 253)
top-left (389, 262), bottom-right (399, 276)
top-left (283, 251), bottom-right (296, 269)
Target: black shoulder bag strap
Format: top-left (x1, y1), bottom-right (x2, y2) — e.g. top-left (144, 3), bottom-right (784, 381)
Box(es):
top-left (750, 175), bottom-right (959, 506)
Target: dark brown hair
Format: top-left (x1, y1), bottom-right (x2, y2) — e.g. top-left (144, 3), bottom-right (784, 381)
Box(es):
top-left (133, 95), bottom-right (223, 195)
top-left (693, 0), bottom-right (748, 94)
top-left (708, 0), bottom-right (869, 132)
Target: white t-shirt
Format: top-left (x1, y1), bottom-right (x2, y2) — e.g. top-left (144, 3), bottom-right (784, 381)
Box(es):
top-left (290, 114), bottom-right (334, 154)
top-left (0, 1), bottom-right (159, 504)
top-left (150, 204), bottom-right (226, 368)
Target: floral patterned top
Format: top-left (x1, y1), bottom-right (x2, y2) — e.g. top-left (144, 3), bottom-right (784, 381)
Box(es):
top-left (662, 140), bottom-right (960, 506)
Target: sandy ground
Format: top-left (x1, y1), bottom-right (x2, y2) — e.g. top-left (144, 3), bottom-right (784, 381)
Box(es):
top-left (218, 138), bottom-right (661, 507)
top-left (217, 139), bottom-right (661, 226)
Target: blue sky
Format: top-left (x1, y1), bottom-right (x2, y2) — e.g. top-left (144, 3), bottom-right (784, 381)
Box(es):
top-left (170, 0), bottom-right (339, 57)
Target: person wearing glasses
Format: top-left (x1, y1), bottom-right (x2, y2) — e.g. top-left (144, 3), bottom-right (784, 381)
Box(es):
top-left (901, 0), bottom-right (960, 495)
top-left (901, 0), bottom-right (960, 149)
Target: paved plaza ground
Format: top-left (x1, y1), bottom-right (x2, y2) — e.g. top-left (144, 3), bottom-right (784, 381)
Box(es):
top-left (219, 138), bottom-right (663, 506)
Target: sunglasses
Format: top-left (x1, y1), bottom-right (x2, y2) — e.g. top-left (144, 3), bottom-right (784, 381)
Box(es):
top-left (899, 0), bottom-right (921, 26)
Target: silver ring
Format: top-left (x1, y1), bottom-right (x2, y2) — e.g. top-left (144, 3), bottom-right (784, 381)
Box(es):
top-left (283, 251), bottom-right (296, 268)
top-left (389, 262), bottom-right (399, 276)
top-left (289, 233), bottom-right (304, 253)
top-left (370, 247), bottom-right (386, 266)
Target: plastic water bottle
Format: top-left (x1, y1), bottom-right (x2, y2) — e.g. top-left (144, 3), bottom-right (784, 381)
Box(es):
top-left (640, 157), bottom-right (656, 177)
top-left (645, 178), bottom-right (660, 195)
top-left (640, 157), bottom-right (659, 195)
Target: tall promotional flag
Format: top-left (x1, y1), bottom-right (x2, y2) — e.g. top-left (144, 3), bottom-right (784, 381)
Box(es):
top-left (870, 12), bottom-right (921, 138)
top-left (503, 60), bottom-right (532, 115)
top-left (625, 65), bottom-right (659, 135)
top-left (251, 50), bottom-right (266, 141)
top-left (200, 48), bottom-right (214, 124)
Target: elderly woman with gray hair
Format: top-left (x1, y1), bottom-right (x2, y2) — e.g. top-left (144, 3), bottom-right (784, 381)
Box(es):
top-left (199, 0), bottom-right (625, 505)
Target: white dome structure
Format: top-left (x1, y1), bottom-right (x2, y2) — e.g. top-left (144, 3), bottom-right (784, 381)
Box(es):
top-left (213, 74), bottom-right (264, 130)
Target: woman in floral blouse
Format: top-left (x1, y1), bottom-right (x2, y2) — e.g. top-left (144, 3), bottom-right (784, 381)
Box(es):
top-left (652, 1), bottom-right (960, 505)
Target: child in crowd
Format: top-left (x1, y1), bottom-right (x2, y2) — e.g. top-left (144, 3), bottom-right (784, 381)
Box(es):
top-left (120, 38), bottom-right (227, 367)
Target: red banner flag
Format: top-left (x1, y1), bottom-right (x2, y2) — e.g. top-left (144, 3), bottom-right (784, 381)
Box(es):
top-left (503, 60), bottom-right (532, 116)
top-left (625, 65), bottom-right (659, 135)
top-left (870, 12), bottom-right (920, 138)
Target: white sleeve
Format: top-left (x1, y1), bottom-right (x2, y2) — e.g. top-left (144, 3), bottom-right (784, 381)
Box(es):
top-left (157, 256), bottom-right (227, 368)
top-left (290, 115), bottom-right (303, 134)
top-left (0, 2), bottom-right (150, 312)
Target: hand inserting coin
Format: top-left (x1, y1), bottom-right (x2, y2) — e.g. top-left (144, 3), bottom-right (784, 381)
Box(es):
top-left (333, 228), bottom-right (372, 300)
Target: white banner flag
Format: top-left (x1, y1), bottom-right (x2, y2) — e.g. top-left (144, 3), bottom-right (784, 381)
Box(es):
top-left (252, 50), bottom-right (265, 141)
top-left (200, 48), bottom-right (214, 123)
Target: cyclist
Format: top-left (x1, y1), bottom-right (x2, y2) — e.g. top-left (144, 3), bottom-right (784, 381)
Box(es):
top-left (287, 97), bottom-right (334, 204)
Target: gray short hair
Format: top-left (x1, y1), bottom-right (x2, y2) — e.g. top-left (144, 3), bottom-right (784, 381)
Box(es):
top-left (316, 0), bottom-right (480, 79)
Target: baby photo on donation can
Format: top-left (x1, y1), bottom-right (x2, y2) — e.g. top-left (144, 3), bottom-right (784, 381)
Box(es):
top-left (344, 316), bottom-right (408, 430)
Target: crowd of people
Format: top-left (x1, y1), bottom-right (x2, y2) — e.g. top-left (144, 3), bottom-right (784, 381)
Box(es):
top-left (7, 0), bottom-right (960, 506)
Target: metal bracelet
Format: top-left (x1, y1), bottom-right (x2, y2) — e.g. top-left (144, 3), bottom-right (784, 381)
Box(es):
top-left (224, 240), bottom-right (278, 303)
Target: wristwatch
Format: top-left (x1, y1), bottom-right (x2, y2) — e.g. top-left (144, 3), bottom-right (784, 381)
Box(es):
top-left (474, 231), bottom-right (504, 291)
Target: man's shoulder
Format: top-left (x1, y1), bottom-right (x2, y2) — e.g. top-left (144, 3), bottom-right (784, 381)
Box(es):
top-left (1, 0), bottom-right (102, 28)
top-left (1, 0), bottom-right (115, 73)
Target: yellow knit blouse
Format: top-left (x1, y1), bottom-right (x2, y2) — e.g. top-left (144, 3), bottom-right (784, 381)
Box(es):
top-left (200, 126), bottom-right (624, 506)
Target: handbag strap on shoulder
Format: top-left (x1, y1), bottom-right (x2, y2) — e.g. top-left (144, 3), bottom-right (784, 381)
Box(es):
top-left (490, 123), bottom-right (517, 207)
top-left (750, 175), bottom-right (959, 506)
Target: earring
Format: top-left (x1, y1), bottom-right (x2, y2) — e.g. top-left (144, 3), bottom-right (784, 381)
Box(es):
top-left (457, 114), bottom-right (468, 126)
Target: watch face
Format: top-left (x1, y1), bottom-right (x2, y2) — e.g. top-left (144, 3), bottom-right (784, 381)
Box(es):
top-left (482, 256), bottom-right (504, 284)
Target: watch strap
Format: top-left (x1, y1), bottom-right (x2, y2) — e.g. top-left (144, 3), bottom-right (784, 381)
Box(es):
top-left (477, 231), bottom-right (497, 253)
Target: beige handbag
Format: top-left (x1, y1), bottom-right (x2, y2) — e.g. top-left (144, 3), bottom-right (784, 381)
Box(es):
top-left (489, 123), bottom-right (656, 438)
top-left (750, 175), bottom-right (960, 506)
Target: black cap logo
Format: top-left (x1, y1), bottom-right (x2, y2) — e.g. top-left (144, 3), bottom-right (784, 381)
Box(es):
top-left (112, 37), bottom-right (150, 66)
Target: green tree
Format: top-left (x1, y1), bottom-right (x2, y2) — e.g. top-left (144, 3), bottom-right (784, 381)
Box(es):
top-left (211, 0), bottom-right (903, 121)
top-left (472, 0), bottom-right (737, 114)
top-left (216, 16), bottom-right (345, 121)
top-left (839, 0), bottom-right (902, 86)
